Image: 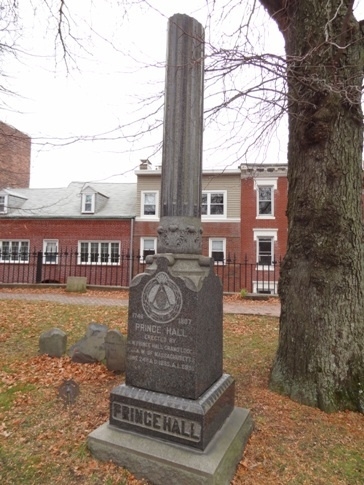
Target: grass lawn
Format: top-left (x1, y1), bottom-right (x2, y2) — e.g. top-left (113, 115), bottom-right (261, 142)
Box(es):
top-left (0, 297), bottom-right (363, 484)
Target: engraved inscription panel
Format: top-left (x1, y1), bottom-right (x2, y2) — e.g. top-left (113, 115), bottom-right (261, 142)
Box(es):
top-left (112, 402), bottom-right (202, 443)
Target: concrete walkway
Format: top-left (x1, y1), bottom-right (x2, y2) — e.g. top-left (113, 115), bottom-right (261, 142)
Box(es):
top-left (0, 291), bottom-right (280, 317)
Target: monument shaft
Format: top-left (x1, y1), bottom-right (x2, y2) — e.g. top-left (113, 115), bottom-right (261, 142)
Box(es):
top-left (158, 14), bottom-right (204, 254)
top-left (88, 15), bottom-right (252, 484)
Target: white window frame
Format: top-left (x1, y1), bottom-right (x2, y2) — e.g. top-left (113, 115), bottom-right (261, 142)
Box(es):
top-left (77, 241), bottom-right (120, 265)
top-left (140, 237), bottom-right (157, 262)
top-left (43, 240), bottom-right (59, 264)
top-left (201, 191), bottom-right (227, 219)
top-left (81, 193), bottom-right (95, 214)
top-left (141, 191), bottom-right (159, 219)
top-left (0, 240), bottom-right (29, 263)
top-left (253, 229), bottom-right (278, 269)
top-left (209, 238), bottom-right (226, 264)
top-left (254, 178), bottom-right (277, 219)
top-left (0, 195), bottom-right (8, 214)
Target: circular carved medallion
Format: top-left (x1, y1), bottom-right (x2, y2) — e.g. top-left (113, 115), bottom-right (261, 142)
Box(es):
top-left (142, 272), bottom-right (183, 324)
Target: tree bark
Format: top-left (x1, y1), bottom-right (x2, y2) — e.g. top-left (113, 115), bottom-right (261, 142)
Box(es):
top-left (260, 0), bottom-right (364, 411)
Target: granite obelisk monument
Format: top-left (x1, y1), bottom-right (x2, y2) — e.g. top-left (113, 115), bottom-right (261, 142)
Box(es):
top-left (88, 14), bottom-right (253, 484)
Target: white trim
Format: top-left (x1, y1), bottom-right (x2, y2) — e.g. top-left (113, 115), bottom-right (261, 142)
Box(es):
top-left (140, 190), bottom-right (159, 220)
top-left (77, 241), bottom-right (120, 265)
top-left (208, 237), bottom-right (226, 263)
top-left (254, 178), bottom-right (277, 219)
top-left (253, 229), bottom-right (278, 269)
top-left (0, 240), bottom-right (30, 263)
top-left (43, 239), bottom-right (59, 264)
top-left (140, 237), bottom-right (157, 262)
top-left (201, 190), bottom-right (227, 219)
top-left (253, 229), bottom-right (278, 241)
top-left (81, 193), bottom-right (95, 213)
top-left (253, 178), bottom-right (278, 191)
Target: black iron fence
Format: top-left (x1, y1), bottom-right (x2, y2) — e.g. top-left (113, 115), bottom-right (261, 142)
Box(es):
top-left (0, 249), bottom-right (281, 294)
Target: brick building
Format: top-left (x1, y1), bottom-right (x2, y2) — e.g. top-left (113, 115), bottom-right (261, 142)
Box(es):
top-left (0, 122), bottom-right (31, 189)
top-left (0, 161), bottom-right (289, 293)
top-left (240, 164), bottom-right (288, 293)
top-left (0, 182), bottom-right (136, 286)
top-left (134, 160), bottom-right (242, 263)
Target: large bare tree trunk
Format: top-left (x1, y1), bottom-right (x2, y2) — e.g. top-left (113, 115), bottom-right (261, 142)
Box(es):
top-left (261, 0), bottom-right (364, 411)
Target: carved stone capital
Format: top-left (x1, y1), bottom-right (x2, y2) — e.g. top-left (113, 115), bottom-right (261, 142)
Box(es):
top-left (157, 216), bottom-right (203, 254)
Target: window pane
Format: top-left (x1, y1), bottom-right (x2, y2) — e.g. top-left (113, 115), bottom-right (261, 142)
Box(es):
top-left (0, 241), bottom-right (29, 262)
top-left (11, 241), bottom-right (19, 261)
top-left (144, 193), bottom-right (156, 215)
top-left (1, 241), bottom-right (10, 261)
top-left (20, 242), bottom-right (29, 262)
top-left (80, 241), bottom-right (120, 264)
top-left (84, 194), bottom-right (93, 212)
top-left (142, 238), bottom-right (155, 262)
top-left (80, 242), bottom-right (89, 263)
top-left (201, 193), bottom-right (207, 215)
top-left (258, 238), bottom-right (272, 265)
top-left (45, 241), bottom-right (57, 263)
top-left (211, 240), bottom-right (223, 251)
top-left (210, 193), bottom-right (224, 215)
top-left (259, 187), bottom-right (272, 215)
top-left (110, 243), bottom-right (119, 263)
top-left (0, 196), bottom-right (5, 212)
top-left (210, 194), bottom-right (224, 204)
top-left (100, 242), bottom-right (109, 263)
top-left (90, 242), bottom-right (99, 263)
top-left (212, 251), bottom-right (224, 262)
top-left (144, 239), bottom-right (155, 250)
top-left (211, 239), bottom-right (225, 262)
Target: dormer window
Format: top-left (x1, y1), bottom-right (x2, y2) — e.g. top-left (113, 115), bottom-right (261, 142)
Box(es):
top-left (0, 195), bottom-right (7, 214)
top-left (82, 193), bottom-right (95, 213)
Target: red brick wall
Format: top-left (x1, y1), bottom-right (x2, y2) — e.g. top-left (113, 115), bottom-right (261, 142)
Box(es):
top-left (201, 222), bottom-right (241, 259)
top-left (0, 218), bottom-right (133, 285)
top-left (0, 122), bottom-right (31, 189)
top-left (133, 220), bottom-right (241, 259)
top-left (0, 218), bottom-right (132, 251)
top-left (241, 175), bottom-right (288, 263)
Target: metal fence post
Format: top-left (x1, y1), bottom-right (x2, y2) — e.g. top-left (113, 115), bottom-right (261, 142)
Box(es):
top-left (36, 251), bottom-right (43, 283)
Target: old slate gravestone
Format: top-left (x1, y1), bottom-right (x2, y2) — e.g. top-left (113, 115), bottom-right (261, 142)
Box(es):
top-left (88, 14), bottom-right (253, 485)
top-left (39, 328), bottom-right (67, 358)
top-left (105, 329), bottom-right (126, 372)
top-left (69, 323), bottom-right (108, 363)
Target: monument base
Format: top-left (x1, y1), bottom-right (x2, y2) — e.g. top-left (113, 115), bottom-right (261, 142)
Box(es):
top-left (87, 407), bottom-right (253, 485)
top-left (110, 374), bottom-right (235, 450)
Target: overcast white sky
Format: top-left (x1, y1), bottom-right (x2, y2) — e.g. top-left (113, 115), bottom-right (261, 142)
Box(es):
top-left (1, 1), bottom-right (363, 188)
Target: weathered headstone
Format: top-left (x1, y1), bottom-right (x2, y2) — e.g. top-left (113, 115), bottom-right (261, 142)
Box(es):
top-left (105, 329), bottom-right (126, 372)
top-left (69, 322), bottom-right (108, 363)
top-left (39, 328), bottom-right (67, 357)
top-left (66, 276), bottom-right (87, 292)
top-left (88, 14), bottom-right (253, 484)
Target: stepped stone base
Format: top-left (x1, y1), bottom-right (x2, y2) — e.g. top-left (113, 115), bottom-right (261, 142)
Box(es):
top-left (110, 374), bottom-right (235, 450)
top-left (87, 407), bottom-right (253, 485)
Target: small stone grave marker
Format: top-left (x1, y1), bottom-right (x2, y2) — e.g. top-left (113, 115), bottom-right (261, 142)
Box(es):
top-left (66, 276), bottom-right (87, 292)
top-left (105, 329), bottom-right (126, 373)
top-left (39, 328), bottom-right (67, 357)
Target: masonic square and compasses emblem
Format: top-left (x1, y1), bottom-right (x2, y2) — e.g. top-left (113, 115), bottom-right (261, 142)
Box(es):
top-left (141, 272), bottom-right (183, 324)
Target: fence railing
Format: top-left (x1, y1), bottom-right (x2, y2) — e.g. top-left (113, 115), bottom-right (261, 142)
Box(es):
top-left (0, 249), bottom-right (281, 294)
